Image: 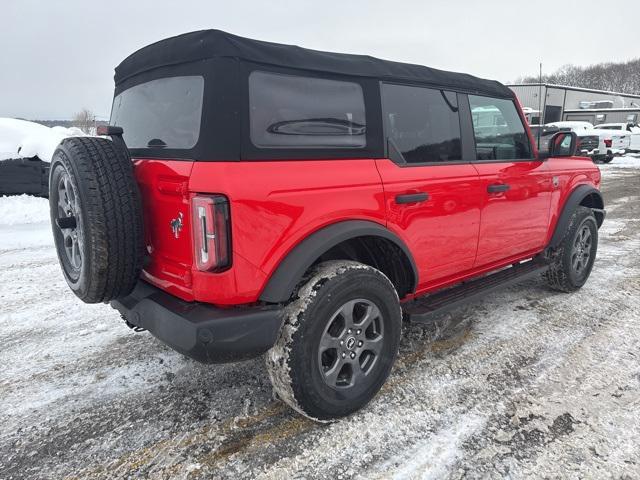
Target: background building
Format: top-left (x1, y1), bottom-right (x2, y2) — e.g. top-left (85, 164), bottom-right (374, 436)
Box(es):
top-left (508, 83), bottom-right (640, 125)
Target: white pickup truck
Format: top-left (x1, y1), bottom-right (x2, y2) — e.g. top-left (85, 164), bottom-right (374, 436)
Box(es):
top-left (594, 123), bottom-right (640, 153)
top-left (546, 121), bottom-right (629, 163)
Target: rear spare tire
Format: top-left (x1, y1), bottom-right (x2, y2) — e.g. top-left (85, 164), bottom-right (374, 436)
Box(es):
top-left (49, 136), bottom-right (144, 303)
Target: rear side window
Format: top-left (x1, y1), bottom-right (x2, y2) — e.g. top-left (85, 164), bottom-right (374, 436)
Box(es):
top-left (110, 76), bottom-right (204, 150)
top-left (249, 71), bottom-right (366, 149)
top-left (381, 83), bottom-right (462, 164)
top-left (469, 95), bottom-right (532, 160)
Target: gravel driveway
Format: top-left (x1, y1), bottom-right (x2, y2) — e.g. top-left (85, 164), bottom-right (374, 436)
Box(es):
top-left (1, 159), bottom-right (639, 479)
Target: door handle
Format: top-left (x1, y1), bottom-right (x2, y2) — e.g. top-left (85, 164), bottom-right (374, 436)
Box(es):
top-left (487, 184), bottom-right (510, 193)
top-left (395, 192), bottom-right (429, 204)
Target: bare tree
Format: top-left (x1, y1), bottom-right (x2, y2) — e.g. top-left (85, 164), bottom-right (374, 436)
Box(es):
top-left (73, 108), bottom-right (95, 134)
top-left (515, 58), bottom-right (640, 95)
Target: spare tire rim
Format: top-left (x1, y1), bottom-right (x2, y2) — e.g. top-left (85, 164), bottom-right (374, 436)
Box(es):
top-left (317, 298), bottom-right (385, 389)
top-left (571, 224), bottom-right (592, 275)
top-left (55, 171), bottom-right (83, 273)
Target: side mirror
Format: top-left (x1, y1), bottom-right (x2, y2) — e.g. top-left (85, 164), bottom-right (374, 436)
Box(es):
top-left (541, 131), bottom-right (577, 159)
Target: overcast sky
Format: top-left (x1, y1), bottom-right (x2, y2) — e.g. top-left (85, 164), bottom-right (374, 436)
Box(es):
top-left (2, 0), bottom-right (639, 120)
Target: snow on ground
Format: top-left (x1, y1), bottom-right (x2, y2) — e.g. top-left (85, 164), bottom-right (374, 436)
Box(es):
top-left (0, 118), bottom-right (84, 162)
top-left (600, 153), bottom-right (640, 168)
top-left (0, 195), bottom-right (50, 226)
top-left (0, 160), bottom-right (639, 479)
top-left (0, 195), bottom-right (52, 250)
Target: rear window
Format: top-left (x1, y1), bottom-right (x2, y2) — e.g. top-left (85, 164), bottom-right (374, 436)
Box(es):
top-left (110, 76), bottom-right (204, 150)
top-left (248, 71), bottom-right (366, 149)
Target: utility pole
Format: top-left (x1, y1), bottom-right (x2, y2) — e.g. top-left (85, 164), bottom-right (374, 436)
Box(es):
top-left (537, 63), bottom-right (543, 150)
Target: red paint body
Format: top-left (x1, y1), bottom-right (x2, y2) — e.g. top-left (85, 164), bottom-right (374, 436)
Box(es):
top-left (133, 149), bottom-right (600, 306)
top-left (131, 95), bottom-right (600, 307)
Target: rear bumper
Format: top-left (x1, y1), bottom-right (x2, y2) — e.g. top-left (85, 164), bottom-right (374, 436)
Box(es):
top-left (110, 281), bottom-right (283, 364)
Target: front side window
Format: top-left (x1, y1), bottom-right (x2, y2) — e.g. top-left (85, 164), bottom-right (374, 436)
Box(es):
top-left (249, 71), bottom-right (366, 149)
top-left (381, 83), bottom-right (461, 163)
top-left (469, 95), bottom-right (532, 160)
top-left (110, 76), bottom-right (204, 150)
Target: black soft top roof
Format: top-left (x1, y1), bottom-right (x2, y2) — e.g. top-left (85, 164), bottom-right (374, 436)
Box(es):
top-left (114, 30), bottom-right (513, 98)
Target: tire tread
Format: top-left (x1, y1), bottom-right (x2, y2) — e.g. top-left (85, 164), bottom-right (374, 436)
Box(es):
top-left (50, 137), bottom-right (143, 303)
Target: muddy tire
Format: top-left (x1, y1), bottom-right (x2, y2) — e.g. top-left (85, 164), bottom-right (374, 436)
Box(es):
top-left (544, 206), bottom-right (598, 293)
top-left (49, 137), bottom-right (144, 303)
top-left (266, 261), bottom-right (402, 422)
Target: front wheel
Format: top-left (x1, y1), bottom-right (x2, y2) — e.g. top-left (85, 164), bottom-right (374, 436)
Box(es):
top-left (545, 206), bottom-right (598, 292)
top-left (266, 261), bottom-right (402, 421)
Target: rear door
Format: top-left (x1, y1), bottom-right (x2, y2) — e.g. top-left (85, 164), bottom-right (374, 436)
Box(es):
top-left (376, 83), bottom-right (484, 289)
top-left (110, 75), bottom-right (205, 298)
top-left (466, 94), bottom-right (553, 268)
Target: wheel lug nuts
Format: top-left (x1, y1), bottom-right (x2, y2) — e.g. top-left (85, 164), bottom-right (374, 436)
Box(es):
top-left (340, 340), bottom-right (344, 346)
top-left (356, 329), bottom-right (362, 335)
top-left (347, 329), bottom-right (352, 334)
top-left (341, 352), bottom-right (346, 359)
top-left (358, 341), bottom-right (363, 347)
top-left (350, 352), bottom-right (356, 359)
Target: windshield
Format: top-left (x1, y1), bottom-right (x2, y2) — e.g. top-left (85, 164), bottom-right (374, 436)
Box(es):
top-left (110, 76), bottom-right (204, 150)
top-left (596, 125), bottom-right (622, 130)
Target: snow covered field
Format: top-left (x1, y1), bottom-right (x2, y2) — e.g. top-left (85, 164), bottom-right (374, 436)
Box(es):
top-left (1, 160), bottom-right (639, 479)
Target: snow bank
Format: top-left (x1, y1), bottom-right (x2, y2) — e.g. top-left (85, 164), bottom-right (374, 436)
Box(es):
top-left (606, 154), bottom-right (640, 168)
top-left (0, 118), bottom-right (85, 162)
top-left (0, 194), bottom-right (50, 226)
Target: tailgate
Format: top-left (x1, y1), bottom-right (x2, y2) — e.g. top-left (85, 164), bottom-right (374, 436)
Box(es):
top-left (612, 134), bottom-right (631, 149)
top-left (134, 159), bottom-right (195, 299)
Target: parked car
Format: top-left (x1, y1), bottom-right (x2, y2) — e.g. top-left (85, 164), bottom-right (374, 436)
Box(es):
top-left (49, 30), bottom-right (605, 421)
top-left (594, 123), bottom-right (640, 153)
top-left (544, 122), bottom-right (600, 158)
top-left (547, 121), bottom-right (627, 163)
top-left (0, 157), bottom-right (49, 197)
top-left (0, 118), bottom-right (85, 197)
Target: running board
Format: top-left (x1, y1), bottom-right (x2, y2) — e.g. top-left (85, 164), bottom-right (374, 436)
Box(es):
top-left (402, 260), bottom-right (549, 324)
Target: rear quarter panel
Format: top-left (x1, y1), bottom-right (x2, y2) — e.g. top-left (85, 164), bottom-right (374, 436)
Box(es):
top-left (188, 159), bottom-right (386, 304)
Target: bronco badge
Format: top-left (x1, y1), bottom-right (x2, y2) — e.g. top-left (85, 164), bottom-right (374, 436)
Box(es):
top-left (170, 212), bottom-right (183, 239)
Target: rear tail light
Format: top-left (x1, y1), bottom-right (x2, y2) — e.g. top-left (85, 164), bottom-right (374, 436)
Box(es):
top-left (192, 195), bottom-right (231, 272)
top-left (604, 138), bottom-right (613, 148)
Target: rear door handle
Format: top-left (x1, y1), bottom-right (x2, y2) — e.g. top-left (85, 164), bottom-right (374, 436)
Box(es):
top-left (395, 192), bottom-right (429, 204)
top-left (487, 184), bottom-right (510, 193)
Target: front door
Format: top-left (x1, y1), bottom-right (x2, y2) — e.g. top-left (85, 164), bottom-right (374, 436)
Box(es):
top-left (377, 83), bottom-right (484, 290)
top-left (467, 94), bottom-right (553, 268)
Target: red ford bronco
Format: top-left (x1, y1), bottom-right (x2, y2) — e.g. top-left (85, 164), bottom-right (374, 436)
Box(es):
top-left (49, 30), bottom-right (604, 421)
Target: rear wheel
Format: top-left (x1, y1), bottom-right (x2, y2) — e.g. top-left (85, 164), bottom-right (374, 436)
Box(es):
top-left (545, 206), bottom-right (598, 292)
top-left (266, 261), bottom-right (402, 421)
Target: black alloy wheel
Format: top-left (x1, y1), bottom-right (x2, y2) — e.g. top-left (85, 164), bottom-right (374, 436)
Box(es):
top-left (318, 298), bottom-right (385, 389)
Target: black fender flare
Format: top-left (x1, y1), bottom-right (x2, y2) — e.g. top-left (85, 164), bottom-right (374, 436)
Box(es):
top-left (549, 185), bottom-right (604, 248)
top-left (259, 220), bottom-right (418, 303)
